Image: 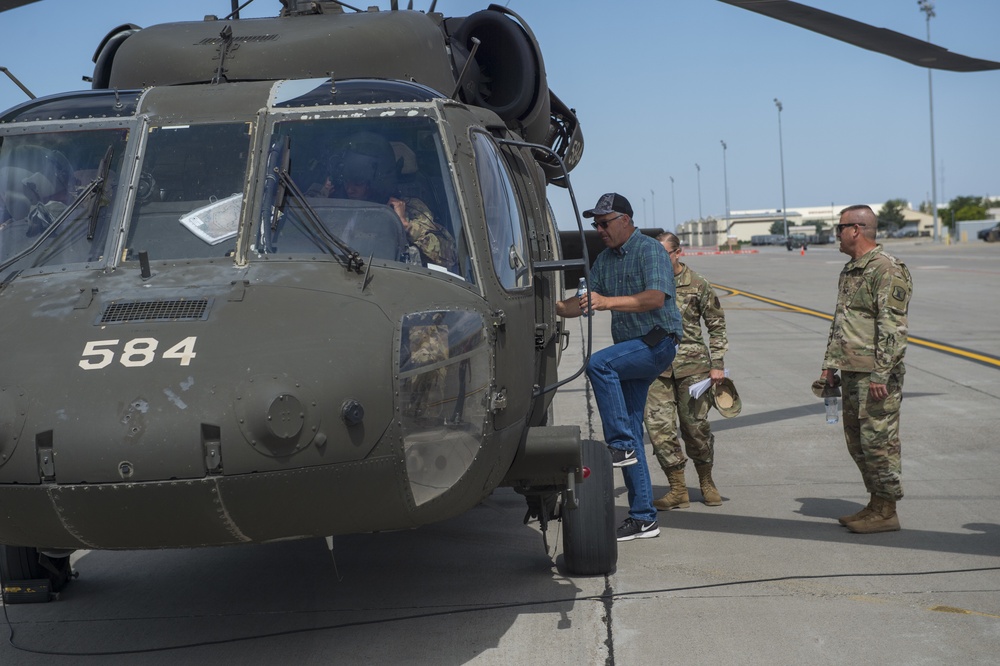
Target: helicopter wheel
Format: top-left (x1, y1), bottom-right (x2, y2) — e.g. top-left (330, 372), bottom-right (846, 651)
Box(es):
top-left (561, 439), bottom-right (617, 576)
top-left (0, 545), bottom-right (73, 603)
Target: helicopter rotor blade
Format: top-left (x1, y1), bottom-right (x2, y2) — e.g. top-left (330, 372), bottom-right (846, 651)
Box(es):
top-left (719, 0), bottom-right (1000, 72)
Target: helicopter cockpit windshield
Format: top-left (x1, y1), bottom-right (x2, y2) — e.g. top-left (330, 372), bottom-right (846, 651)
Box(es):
top-left (0, 130), bottom-right (128, 273)
top-left (255, 115), bottom-right (474, 283)
top-left (124, 122), bottom-right (252, 261)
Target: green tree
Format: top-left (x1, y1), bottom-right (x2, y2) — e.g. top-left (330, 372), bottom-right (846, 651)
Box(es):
top-left (943, 195), bottom-right (988, 226)
top-left (769, 220), bottom-right (785, 235)
top-left (877, 199), bottom-right (907, 232)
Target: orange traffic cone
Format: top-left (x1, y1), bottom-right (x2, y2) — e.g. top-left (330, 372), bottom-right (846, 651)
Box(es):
top-left (800, 247), bottom-right (805, 256)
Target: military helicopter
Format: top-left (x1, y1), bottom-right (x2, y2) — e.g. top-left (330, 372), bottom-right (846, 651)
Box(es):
top-left (0, 0), bottom-right (617, 603)
top-left (1, 0), bottom-right (996, 604)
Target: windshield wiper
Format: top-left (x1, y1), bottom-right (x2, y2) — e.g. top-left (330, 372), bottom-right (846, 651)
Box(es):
top-left (258, 136), bottom-right (365, 273)
top-left (86, 145), bottom-right (114, 241)
top-left (0, 170), bottom-right (109, 274)
top-left (277, 170), bottom-right (366, 273)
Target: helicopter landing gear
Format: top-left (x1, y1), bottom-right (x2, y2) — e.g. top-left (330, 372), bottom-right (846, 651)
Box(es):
top-left (0, 545), bottom-right (74, 603)
top-left (561, 439), bottom-right (617, 576)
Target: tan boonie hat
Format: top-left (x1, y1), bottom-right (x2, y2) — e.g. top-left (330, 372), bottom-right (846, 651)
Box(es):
top-left (811, 374), bottom-right (841, 398)
top-left (711, 378), bottom-right (742, 418)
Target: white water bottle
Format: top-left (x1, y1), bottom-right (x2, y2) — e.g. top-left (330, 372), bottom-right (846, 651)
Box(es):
top-left (825, 396), bottom-right (839, 424)
top-left (576, 277), bottom-right (591, 317)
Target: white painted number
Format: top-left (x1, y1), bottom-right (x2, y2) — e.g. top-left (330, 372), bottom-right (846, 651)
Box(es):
top-left (120, 337), bottom-right (158, 367)
top-left (78, 337), bottom-right (198, 370)
top-left (79, 339), bottom-right (120, 370)
top-left (162, 336), bottom-right (198, 366)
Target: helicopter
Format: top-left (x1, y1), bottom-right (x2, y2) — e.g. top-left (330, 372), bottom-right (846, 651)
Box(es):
top-left (0, 0), bottom-right (617, 603)
top-left (1, 0), bottom-right (997, 604)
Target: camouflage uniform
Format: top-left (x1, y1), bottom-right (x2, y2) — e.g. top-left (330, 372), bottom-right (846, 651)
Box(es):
top-left (824, 245), bottom-right (911, 501)
top-left (645, 263), bottom-right (728, 473)
top-left (403, 197), bottom-right (458, 271)
top-left (403, 320), bottom-right (450, 422)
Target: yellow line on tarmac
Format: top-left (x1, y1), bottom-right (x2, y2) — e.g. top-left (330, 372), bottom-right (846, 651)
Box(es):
top-left (929, 605), bottom-right (1000, 619)
top-left (713, 283), bottom-right (1000, 370)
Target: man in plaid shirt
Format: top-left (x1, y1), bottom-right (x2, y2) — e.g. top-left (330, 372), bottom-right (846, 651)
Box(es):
top-left (557, 193), bottom-right (683, 542)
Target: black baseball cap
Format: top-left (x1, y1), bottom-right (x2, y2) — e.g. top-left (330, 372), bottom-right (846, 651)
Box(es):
top-left (583, 192), bottom-right (633, 219)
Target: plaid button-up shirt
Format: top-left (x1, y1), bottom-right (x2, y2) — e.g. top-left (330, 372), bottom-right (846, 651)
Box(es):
top-left (590, 229), bottom-right (682, 344)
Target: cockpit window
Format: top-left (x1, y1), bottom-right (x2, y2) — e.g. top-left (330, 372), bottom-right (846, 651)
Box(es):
top-left (123, 123), bottom-right (251, 261)
top-left (255, 115), bottom-right (474, 284)
top-left (471, 132), bottom-right (531, 291)
top-left (0, 129), bottom-right (129, 272)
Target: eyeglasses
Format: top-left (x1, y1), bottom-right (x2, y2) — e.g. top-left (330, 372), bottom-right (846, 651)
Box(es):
top-left (835, 223), bottom-right (861, 233)
top-left (591, 214), bottom-right (623, 230)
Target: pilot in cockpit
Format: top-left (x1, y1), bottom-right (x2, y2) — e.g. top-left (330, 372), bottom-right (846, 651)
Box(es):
top-left (321, 131), bottom-right (458, 272)
top-left (0, 145), bottom-right (74, 238)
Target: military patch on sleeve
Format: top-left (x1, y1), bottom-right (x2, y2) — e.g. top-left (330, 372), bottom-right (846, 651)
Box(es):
top-left (889, 275), bottom-right (910, 305)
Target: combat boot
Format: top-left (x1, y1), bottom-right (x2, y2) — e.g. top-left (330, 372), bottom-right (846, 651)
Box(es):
top-left (694, 463), bottom-right (723, 506)
top-left (653, 465), bottom-right (690, 510)
top-left (838, 494), bottom-right (875, 526)
top-left (846, 496), bottom-right (900, 533)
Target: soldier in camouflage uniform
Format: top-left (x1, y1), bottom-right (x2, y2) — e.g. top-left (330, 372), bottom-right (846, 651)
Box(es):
top-left (331, 131), bottom-right (458, 271)
top-left (403, 315), bottom-right (450, 422)
top-left (388, 195), bottom-right (458, 271)
top-left (644, 232), bottom-right (729, 510)
top-left (821, 205), bottom-right (911, 534)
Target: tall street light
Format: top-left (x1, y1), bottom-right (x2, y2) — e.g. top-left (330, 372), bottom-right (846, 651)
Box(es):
top-left (919, 0), bottom-right (940, 242)
top-left (669, 175), bottom-right (677, 230)
top-left (650, 189), bottom-right (656, 227)
top-left (721, 140), bottom-right (730, 235)
top-left (695, 163), bottom-right (702, 221)
top-left (774, 98), bottom-right (788, 239)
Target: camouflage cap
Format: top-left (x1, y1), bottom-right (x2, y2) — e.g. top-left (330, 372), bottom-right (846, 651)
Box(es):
top-left (582, 192), bottom-right (633, 219)
top-left (711, 378), bottom-right (742, 418)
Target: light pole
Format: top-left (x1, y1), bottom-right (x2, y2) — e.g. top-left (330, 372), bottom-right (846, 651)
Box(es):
top-left (669, 175), bottom-right (677, 230)
top-left (695, 163), bottom-right (702, 221)
top-left (919, 0), bottom-right (940, 242)
top-left (642, 196), bottom-right (647, 222)
top-left (721, 140), bottom-right (730, 235)
top-left (774, 98), bottom-right (788, 239)
top-left (650, 189), bottom-right (656, 227)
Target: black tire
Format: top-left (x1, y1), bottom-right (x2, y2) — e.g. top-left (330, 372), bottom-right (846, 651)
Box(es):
top-left (562, 439), bottom-right (617, 575)
top-left (0, 545), bottom-right (71, 591)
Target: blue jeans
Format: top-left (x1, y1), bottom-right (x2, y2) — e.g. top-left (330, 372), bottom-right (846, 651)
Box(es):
top-left (587, 336), bottom-right (676, 522)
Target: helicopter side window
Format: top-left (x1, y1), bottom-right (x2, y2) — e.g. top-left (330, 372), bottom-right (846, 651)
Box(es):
top-left (124, 123), bottom-right (251, 260)
top-left (471, 133), bottom-right (530, 291)
top-left (257, 117), bottom-right (474, 283)
top-left (0, 129), bottom-right (129, 271)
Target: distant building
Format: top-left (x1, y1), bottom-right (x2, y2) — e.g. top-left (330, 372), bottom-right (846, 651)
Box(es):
top-left (676, 202), bottom-right (937, 246)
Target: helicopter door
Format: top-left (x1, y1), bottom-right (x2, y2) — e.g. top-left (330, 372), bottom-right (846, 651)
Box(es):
top-left (470, 131), bottom-right (534, 431)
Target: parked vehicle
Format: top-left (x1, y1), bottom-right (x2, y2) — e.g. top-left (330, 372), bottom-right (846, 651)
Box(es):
top-left (978, 223), bottom-right (1000, 242)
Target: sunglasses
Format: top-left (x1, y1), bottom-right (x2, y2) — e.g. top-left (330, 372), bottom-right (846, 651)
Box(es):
top-left (836, 223), bottom-right (861, 233)
top-left (591, 214), bottom-right (623, 230)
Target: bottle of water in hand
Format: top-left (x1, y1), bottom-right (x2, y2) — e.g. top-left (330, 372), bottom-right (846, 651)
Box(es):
top-left (825, 396), bottom-right (839, 424)
top-left (576, 277), bottom-right (591, 317)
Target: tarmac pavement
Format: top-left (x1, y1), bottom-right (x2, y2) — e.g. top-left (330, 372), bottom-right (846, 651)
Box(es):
top-left (553, 239), bottom-right (1000, 665)
top-left (0, 240), bottom-right (997, 664)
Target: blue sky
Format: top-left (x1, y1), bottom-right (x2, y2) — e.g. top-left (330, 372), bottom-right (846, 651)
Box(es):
top-left (1, 0), bottom-right (997, 229)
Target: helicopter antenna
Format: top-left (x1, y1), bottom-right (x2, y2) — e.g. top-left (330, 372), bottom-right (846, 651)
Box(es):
top-left (223, 0), bottom-right (256, 20)
top-left (450, 37), bottom-right (481, 101)
top-left (211, 25), bottom-right (235, 84)
top-left (0, 66), bottom-right (35, 99)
